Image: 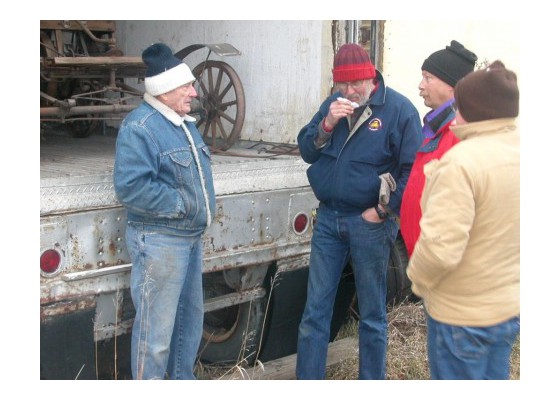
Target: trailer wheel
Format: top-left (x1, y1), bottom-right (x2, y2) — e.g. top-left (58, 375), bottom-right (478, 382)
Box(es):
top-left (191, 61), bottom-right (245, 151)
top-left (386, 232), bottom-right (412, 304)
top-left (198, 296), bottom-right (266, 366)
top-left (257, 264), bottom-right (355, 362)
top-left (70, 118), bottom-right (99, 138)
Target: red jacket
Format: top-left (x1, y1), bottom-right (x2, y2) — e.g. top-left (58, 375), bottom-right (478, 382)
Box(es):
top-left (400, 118), bottom-right (460, 257)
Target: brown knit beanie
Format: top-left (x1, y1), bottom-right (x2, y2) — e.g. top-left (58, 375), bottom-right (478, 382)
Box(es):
top-left (333, 43), bottom-right (376, 83)
top-left (454, 60), bottom-right (519, 122)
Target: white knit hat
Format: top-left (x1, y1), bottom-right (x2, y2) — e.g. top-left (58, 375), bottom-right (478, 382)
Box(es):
top-left (142, 43), bottom-right (195, 96)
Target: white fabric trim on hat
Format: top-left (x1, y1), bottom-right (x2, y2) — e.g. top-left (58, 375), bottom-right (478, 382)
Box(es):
top-left (144, 63), bottom-right (196, 96)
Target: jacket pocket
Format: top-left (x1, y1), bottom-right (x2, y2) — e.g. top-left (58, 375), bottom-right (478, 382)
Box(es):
top-left (168, 149), bottom-right (196, 217)
top-left (169, 149), bottom-right (194, 169)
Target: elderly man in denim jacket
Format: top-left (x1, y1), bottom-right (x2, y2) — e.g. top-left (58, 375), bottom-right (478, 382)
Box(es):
top-left (114, 43), bottom-right (215, 380)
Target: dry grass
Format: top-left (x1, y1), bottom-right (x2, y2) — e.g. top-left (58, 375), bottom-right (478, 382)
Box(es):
top-left (327, 299), bottom-right (521, 380)
top-left (197, 299), bottom-right (520, 380)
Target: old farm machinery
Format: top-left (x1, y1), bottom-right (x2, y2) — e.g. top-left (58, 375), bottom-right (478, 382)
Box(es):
top-left (40, 20), bottom-right (245, 150)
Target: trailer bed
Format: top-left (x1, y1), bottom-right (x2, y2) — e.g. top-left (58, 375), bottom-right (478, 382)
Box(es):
top-left (40, 133), bottom-right (309, 215)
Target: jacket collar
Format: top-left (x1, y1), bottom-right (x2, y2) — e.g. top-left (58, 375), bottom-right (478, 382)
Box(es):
top-left (422, 99), bottom-right (455, 139)
top-left (451, 118), bottom-right (518, 141)
top-left (143, 93), bottom-right (196, 126)
top-left (368, 69), bottom-right (387, 107)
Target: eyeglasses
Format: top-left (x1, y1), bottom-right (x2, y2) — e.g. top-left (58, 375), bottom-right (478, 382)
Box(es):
top-left (337, 80), bottom-right (367, 91)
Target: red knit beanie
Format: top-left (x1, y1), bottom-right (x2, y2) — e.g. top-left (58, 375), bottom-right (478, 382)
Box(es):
top-left (333, 43), bottom-right (376, 83)
top-left (454, 60), bottom-right (519, 122)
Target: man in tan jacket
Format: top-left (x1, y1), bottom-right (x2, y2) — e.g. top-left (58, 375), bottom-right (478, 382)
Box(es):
top-left (407, 60), bottom-right (520, 380)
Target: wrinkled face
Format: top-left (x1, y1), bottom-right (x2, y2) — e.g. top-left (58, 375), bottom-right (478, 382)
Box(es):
top-left (418, 71), bottom-right (454, 110)
top-left (336, 79), bottom-right (375, 106)
top-left (159, 82), bottom-right (197, 116)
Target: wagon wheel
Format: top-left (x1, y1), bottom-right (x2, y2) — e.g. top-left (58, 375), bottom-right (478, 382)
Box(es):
top-left (191, 60), bottom-right (245, 151)
top-left (69, 117), bottom-right (99, 138)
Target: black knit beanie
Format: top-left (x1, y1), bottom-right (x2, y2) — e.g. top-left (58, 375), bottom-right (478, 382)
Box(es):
top-left (421, 40), bottom-right (478, 87)
top-left (454, 60), bottom-right (519, 123)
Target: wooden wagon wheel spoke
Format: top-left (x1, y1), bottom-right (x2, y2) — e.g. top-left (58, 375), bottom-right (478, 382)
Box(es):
top-left (216, 110), bottom-right (235, 125)
top-left (198, 79), bottom-right (210, 97)
top-left (215, 116), bottom-right (228, 138)
top-left (214, 69), bottom-right (224, 95)
top-left (220, 99), bottom-right (238, 108)
top-left (217, 81), bottom-right (234, 102)
top-left (207, 67), bottom-right (215, 93)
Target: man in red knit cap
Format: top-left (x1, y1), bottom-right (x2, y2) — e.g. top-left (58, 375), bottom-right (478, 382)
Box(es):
top-left (400, 40), bottom-right (477, 257)
top-left (297, 43), bottom-right (422, 379)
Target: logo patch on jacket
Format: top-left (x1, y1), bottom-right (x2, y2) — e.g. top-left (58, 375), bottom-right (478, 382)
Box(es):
top-left (368, 118), bottom-right (382, 131)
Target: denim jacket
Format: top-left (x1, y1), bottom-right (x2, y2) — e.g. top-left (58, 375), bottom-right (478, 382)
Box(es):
top-left (114, 94), bottom-right (216, 236)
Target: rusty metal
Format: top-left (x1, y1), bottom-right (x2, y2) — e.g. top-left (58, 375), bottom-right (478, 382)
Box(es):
top-left (40, 104), bottom-right (137, 117)
top-left (40, 20), bottom-right (146, 139)
top-left (40, 20), bottom-right (246, 150)
top-left (75, 20), bottom-right (118, 50)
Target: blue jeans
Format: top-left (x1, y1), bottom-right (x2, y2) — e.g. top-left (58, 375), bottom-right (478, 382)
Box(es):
top-left (296, 205), bottom-right (398, 379)
top-left (126, 222), bottom-right (204, 380)
top-left (426, 313), bottom-right (520, 379)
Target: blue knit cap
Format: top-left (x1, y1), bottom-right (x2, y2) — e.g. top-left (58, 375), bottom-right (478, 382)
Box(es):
top-left (142, 43), bottom-right (195, 96)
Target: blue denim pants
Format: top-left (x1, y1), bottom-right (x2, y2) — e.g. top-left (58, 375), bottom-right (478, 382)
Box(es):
top-left (296, 205), bottom-right (398, 379)
top-left (126, 222), bottom-right (204, 380)
top-left (426, 312), bottom-right (520, 379)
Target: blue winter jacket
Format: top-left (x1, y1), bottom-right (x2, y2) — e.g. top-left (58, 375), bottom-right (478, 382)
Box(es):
top-left (298, 71), bottom-right (422, 217)
top-left (114, 95), bottom-right (216, 236)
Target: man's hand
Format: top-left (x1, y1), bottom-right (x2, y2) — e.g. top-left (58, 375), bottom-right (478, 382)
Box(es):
top-left (362, 205), bottom-right (386, 223)
top-left (323, 98), bottom-right (357, 131)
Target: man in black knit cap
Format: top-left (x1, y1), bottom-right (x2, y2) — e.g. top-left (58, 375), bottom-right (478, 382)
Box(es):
top-left (400, 40), bottom-right (477, 258)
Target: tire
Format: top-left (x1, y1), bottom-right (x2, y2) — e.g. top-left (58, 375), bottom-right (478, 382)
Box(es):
top-left (386, 232), bottom-right (412, 304)
top-left (257, 264), bottom-right (355, 362)
top-left (197, 296), bottom-right (266, 366)
top-left (70, 118), bottom-right (99, 138)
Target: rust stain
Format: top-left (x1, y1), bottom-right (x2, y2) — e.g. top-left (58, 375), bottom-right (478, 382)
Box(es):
top-left (108, 240), bottom-right (117, 257)
top-left (40, 298), bottom-right (96, 318)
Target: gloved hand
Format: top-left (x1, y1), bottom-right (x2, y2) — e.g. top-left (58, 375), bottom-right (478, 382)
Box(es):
top-left (379, 173), bottom-right (396, 206)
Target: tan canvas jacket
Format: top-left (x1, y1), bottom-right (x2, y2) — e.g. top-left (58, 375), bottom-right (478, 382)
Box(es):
top-left (407, 118), bottom-right (520, 326)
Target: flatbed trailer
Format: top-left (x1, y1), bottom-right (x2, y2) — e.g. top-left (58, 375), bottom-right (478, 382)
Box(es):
top-left (39, 130), bottom-right (367, 379)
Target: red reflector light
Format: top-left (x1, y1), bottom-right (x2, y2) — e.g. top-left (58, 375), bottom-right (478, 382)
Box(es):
top-left (41, 249), bottom-right (61, 274)
top-left (293, 213), bottom-right (309, 234)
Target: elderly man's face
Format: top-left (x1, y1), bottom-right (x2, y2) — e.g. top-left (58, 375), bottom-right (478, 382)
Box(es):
top-left (160, 82), bottom-right (197, 116)
top-left (336, 79), bottom-right (375, 106)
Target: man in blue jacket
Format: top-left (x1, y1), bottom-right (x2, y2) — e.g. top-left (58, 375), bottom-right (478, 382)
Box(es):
top-left (114, 43), bottom-right (215, 379)
top-left (296, 43), bottom-right (422, 379)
